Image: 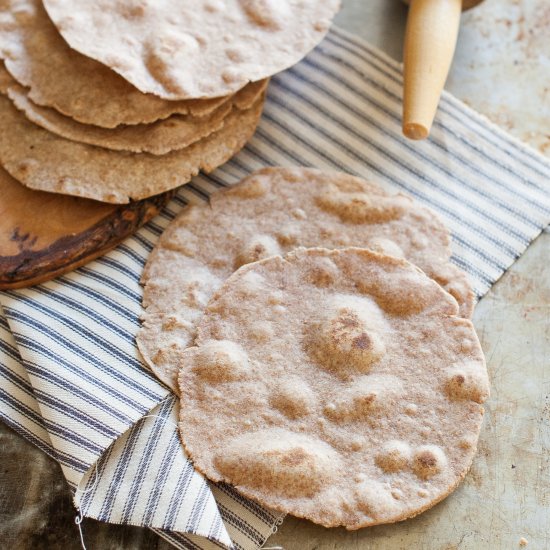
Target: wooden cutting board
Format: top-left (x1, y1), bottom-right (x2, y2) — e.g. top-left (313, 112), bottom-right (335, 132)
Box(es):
top-left (0, 167), bottom-right (173, 290)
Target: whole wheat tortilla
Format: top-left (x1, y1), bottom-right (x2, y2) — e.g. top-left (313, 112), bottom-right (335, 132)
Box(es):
top-left (8, 83), bottom-right (229, 155)
top-left (0, 92), bottom-right (265, 203)
top-left (137, 167), bottom-right (474, 392)
top-left (42, 0), bottom-right (341, 100)
top-left (6, 78), bottom-right (267, 155)
top-left (178, 247), bottom-right (489, 529)
top-left (0, 0), bottom-right (238, 127)
top-left (0, 61), bottom-right (12, 93)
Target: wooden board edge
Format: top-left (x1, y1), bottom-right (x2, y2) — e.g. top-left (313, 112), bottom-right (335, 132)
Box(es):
top-left (0, 190), bottom-right (175, 290)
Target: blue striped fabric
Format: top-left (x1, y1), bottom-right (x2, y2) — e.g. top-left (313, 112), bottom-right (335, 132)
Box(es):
top-left (1, 27), bottom-right (550, 550)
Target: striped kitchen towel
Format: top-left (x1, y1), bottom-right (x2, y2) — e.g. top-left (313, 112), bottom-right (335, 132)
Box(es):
top-left (1, 26), bottom-right (550, 550)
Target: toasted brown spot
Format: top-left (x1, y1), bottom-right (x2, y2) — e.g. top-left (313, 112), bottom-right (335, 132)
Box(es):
top-left (305, 257), bottom-right (339, 287)
top-left (353, 333), bottom-right (371, 350)
top-left (419, 453), bottom-right (436, 468)
top-left (236, 234), bottom-right (281, 268)
top-left (189, 340), bottom-right (249, 382)
top-left (281, 448), bottom-right (308, 466)
top-left (412, 445), bottom-right (447, 479)
top-left (226, 176), bottom-right (269, 198)
top-left (118, 4), bottom-right (146, 18)
top-left (276, 224), bottom-right (300, 245)
top-left (445, 362), bottom-right (490, 404)
top-left (375, 441), bottom-right (412, 472)
top-left (215, 429), bottom-right (339, 498)
top-left (270, 382), bottom-right (315, 419)
top-left (240, 0), bottom-right (286, 30)
top-left (316, 187), bottom-right (409, 224)
top-left (367, 237), bottom-right (405, 258)
top-left (355, 480), bottom-right (397, 519)
top-left (162, 316), bottom-right (185, 330)
top-left (339, 312), bottom-right (360, 328)
top-left (324, 375), bottom-right (404, 422)
top-left (312, 301), bottom-right (386, 375)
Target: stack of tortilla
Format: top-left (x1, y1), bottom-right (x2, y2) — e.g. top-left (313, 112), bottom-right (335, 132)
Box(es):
top-left (0, 0), bottom-right (341, 202)
top-left (138, 167), bottom-right (488, 530)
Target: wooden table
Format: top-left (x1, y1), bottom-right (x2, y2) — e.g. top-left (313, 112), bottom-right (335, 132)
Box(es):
top-left (1, 1), bottom-right (548, 548)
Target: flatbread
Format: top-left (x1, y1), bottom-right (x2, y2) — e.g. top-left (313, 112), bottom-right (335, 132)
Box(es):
top-left (0, 92), bottom-right (265, 202)
top-left (137, 167), bottom-right (474, 392)
top-left (42, 0), bottom-right (341, 100)
top-left (6, 78), bottom-right (267, 155)
top-left (7, 83), bottom-right (229, 155)
top-left (0, 61), bottom-right (11, 93)
top-left (0, 0), bottom-right (237, 127)
top-left (178, 247), bottom-right (489, 529)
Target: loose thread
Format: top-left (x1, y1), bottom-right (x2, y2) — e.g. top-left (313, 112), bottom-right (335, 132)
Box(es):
top-left (73, 462), bottom-right (100, 550)
top-left (270, 514), bottom-right (285, 535)
top-left (75, 510), bottom-right (87, 550)
top-left (75, 462), bottom-right (99, 496)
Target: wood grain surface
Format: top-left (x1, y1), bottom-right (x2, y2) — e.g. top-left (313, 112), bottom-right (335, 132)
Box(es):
top-left (0, 167), bottom-right (173, 289)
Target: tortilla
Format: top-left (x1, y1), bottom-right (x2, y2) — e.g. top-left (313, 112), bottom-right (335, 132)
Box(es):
top-left (137, 167), bottom-right (474, 392)
top-left (0, 92), bottom-right (265, 202)
top-left (0, 61), bottom-right (12, 93)
top-left (6, 78), bottom-right (267, 155)
top-left (42, 0), bottom-right (340, 99)
top-left (178, 247), bottom-right (489, 528)
top-left (0, 0), bottom-right (238, 127)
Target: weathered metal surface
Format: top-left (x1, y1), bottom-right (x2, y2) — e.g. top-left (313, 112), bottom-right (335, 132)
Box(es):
top-left (448, 0), bottom-right (550, 155)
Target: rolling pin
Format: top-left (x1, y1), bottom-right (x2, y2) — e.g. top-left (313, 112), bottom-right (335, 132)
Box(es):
top-left (402, 0), bottom-right (483, 140)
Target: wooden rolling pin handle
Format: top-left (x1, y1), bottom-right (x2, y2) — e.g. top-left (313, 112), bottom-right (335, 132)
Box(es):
top-left (403, 0), bottom-right (484, 8)
top-left (403, 0), bottom-right (463, 140)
